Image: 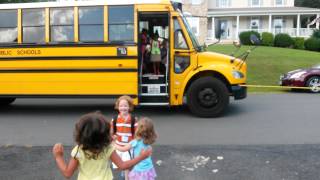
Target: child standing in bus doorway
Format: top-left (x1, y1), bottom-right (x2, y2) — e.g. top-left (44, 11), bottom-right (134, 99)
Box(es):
top-left (114, 117), bottom-right (157, 180)
top-left (52, 111), bottom-right (151, 180)
top-left (150, 31), bottom-right (162, 75)
top-left (111, 95), bottom-right (138, 180)
top-left (140, 28), bottom-right (149, 74)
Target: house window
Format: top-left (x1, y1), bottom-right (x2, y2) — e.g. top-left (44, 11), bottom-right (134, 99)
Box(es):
top-left (275, 0), bottom-right (284, 6)
top-left (186, 17), bottom-right (199, 36)
top-left (274, 18), bottom-right (283, 34)
top-left (191, 0), bottom-right (202, 5)
top-left (217, 0), bottom-right (230, 8)
top-left (250, 17), bottom-right (260, 30)
top-left (251, 0), bottom-right (261, 7)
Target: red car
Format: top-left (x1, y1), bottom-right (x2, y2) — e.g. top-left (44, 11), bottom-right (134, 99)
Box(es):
top-left (280, 64), bottom-right (320, 93)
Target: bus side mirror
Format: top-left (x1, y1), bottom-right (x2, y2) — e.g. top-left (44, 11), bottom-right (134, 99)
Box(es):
top-left (250, 34), bottom-right (261, 45)
top-left (215, 29), bottom-right (224, 40)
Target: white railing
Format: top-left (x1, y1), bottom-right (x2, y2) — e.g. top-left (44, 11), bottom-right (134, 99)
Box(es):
top-left (205, 28), bottom-right (317, 41)
top-left (238, 28), bottom-right (317, 37)
top-left (207, 30), bottom-right (214, 39)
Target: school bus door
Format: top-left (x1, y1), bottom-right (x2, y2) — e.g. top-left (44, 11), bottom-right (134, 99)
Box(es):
top-left (170, 16), bottom-right (197, 105)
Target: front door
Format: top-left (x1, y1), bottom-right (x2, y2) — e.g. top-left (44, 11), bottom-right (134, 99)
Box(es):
top-left (219, 20), bottom-right (228, 39)
top-left (170, 16), bottom-right (197, 105)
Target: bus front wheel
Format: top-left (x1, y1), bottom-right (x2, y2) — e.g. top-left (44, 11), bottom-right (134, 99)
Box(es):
top-left (187, 77), bottom-right (229, 118)
top-left (0, 98), bottom-right (16, 106)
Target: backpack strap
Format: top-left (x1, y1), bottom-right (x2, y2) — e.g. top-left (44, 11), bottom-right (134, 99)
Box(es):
top-left (130, 114), bottom-right (137, 137)
top-left (112, 115), bottom-right (118, 135)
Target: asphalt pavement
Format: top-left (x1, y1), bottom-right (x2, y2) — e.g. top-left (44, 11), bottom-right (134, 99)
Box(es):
top-left (2, 145), bottom-right (320, 180)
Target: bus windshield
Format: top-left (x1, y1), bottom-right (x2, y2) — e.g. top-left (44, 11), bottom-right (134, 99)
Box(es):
top-left (180, 14), bottom-right (202, 52)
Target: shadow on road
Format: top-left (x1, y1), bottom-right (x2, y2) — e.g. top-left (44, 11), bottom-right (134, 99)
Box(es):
top-left (0, 99), bottom-right (245, 119)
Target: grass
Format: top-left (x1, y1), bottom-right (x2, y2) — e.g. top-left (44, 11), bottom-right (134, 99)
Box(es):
top-left (207, 45), bottom-right (320, 92)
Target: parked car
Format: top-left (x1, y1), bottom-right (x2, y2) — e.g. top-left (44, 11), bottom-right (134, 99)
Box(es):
top-left (280, 64), bottom-right (320, 93)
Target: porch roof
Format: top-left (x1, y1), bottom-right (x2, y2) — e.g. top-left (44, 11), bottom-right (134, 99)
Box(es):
top-left (208, 6), bottom-right (320, 17)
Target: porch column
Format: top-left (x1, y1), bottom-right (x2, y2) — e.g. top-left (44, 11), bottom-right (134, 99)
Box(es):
top-left (296, 14), bottom-right (301, 37)
top-left (316, 14), bottom-right (320, 29)
top-left (236, 15), bottom-right (240, 40)
top-left (268, 14), bottom-right (272, 33)
top-left (211, 17), bottom-right (216, 39)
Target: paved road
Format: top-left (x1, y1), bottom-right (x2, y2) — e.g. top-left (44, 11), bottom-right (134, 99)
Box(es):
top-left (0, 93), bottom-right (319, 146)
top-left (1, 93), bottom-right (320, 180)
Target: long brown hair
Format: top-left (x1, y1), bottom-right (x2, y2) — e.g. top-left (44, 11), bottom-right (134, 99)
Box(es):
top-left (135, 117), bottom-right (157, 145)
top-left (74, 111), bottom-right (111, 159)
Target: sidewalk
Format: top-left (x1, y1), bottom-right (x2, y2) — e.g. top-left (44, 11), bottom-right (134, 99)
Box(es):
top-left (1, 145), bottom-right (320, 180)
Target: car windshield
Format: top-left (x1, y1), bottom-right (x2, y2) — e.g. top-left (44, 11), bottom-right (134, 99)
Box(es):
top-left (179, 12), bottom-right (202, 52)
top-left (312, 64), bottom-right (320, 69)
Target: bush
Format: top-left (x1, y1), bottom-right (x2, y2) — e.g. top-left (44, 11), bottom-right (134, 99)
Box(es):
top-left (293, 37), bottom-right (305, 50)
top-left (261, 32), bottom-right (274, 46)
top-left (312, 29), bottom-right (320, 39)
top-left (274, 33), bottom-right (294, 48)
top-left (239, 31), bottom-right (261, 45)
top-left (304, 37), bottom-right (320, 52)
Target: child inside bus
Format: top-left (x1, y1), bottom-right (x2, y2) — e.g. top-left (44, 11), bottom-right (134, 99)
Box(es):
top-left (150, 31), bottom-right (162, 75)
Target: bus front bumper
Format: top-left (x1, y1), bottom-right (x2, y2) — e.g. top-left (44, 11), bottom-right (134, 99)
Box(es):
top-left (231, 85), bottom-right (247, 100)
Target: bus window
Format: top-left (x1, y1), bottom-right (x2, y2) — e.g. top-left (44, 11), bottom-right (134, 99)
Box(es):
top-left (173, 18), bottom-right (188, 49)
top-left (108, 6), bottom-right (134, 42)
top-left (22, 9), bottom-right (45, 43)
top-left (50, 8), bottom-right (74, 42)
top-left (79, 6), bottom-right (104, 42)
top-left (0, 10), bottom-right (17, 43)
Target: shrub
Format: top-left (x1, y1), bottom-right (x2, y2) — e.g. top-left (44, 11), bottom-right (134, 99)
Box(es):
top-left (261, 32), bottom-right (274, 46)
top-left (304, 37), bottom-right (320, 52)
top-left (312, 29), bottom-right (320, 39)
top-left (293, 37), bottom-right (305, 50)
top-left (274, 33), bottom-right (294, 48)
top-left (239, 31), bottom-right (261, 45)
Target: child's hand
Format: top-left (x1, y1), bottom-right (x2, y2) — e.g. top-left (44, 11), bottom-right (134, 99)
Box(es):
top-left (140, 147), bottom-right (152, 159)
top-left (53, 143), bottom-right (64, 158)
top-left (112, 135), bottom-right (117, 141)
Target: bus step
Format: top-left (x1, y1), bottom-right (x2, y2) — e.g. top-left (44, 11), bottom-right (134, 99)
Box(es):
top-left (141, 85), bottom-right (167, 94)
top-left (140, 83), bottom-right (167, 86)
top-left (140, 93), bottom-right (168, 96)
top-left (139, 95), bottom-right (168, 103)
top-left (139, 102), bottom-right (169, 106)
top-left (142, 75), bottom-right (166, 84)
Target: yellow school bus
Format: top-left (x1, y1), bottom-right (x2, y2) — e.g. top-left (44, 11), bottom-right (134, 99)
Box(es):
top-left (0, 0), bottom-right (247, 117)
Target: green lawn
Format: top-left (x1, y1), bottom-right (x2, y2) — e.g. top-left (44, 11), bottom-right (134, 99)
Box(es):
top-left (207, 45), bottom-right (320, 92)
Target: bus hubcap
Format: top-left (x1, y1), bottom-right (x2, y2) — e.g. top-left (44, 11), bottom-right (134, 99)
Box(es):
top-left (198, 88), bottom-right (218, 107)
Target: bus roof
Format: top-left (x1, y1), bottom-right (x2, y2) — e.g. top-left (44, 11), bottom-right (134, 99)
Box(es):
top-left (0, 0), bottom-right (172, 10)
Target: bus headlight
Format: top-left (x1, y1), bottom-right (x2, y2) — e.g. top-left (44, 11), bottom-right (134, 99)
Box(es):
top-left (232, 70), bottom-right (244, 79)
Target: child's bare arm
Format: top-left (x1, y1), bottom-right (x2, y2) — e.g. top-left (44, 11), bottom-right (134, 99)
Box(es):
top-left (110, 148), bottom-right (152, 170)
top-left (53, 143), bottom-right (79, 179)
top-left (113, 143), bottom-right (132, 152)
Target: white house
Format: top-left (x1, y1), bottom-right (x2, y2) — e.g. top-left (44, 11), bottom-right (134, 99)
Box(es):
top-left (206, 0), bottom-right (320, 42)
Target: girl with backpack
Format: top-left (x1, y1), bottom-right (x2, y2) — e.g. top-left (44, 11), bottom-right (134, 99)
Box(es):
top-left (111, 95), bottom-right (138, 180)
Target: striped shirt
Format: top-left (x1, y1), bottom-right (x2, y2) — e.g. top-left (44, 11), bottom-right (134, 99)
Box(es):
top-left (111, 114), bottom-right (138, 146)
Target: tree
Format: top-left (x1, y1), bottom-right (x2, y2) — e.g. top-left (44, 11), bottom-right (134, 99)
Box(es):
top-left (295, 0), bottom-right (320, 8)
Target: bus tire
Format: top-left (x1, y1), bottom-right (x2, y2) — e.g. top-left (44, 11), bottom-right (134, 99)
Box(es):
top-left (187, 77), bottom-right (229, 118)
top-left (0, 98), bottom-right (16, 106)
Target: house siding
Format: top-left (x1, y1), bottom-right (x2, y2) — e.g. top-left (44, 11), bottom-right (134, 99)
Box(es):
top-left (208, 0), bottom-right (294, 9)
top-left (183, 0), bottom-right (208, 44)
